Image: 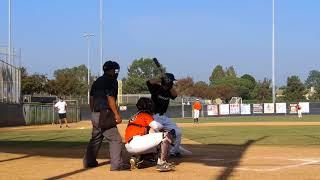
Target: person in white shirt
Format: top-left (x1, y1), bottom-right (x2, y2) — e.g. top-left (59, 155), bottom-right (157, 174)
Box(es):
top-left (54, 97), bottom-right (69, 128)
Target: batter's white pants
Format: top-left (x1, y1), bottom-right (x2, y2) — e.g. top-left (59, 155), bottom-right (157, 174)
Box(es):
top-left (193, 109), bottom-right (200, 119)
top-left (153, 114), bottom-right (182, 154)
top-left (125, 133), bottom-right (164, 155)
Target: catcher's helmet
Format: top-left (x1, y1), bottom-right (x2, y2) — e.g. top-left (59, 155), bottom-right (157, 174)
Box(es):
top-left (136, 97), bottom-right (154, 114)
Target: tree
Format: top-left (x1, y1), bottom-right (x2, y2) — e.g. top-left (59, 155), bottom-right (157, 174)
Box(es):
top-left (305, 70), bottom-right (320, 88)
top-left (309, 86), bottom-right (320, 101)
top-left (209, 65), bottom-right (225, 86)
top-left (251, 78), bottom-right (272, 102)
top-left (175, 77), bottom-right (194, 96)
top-left (192, 81), bottom-right (209, 98)
top-left (225, 66), bottom-right (236, 78)
top-left (52, 65), bottom-right (88, 96)
top-left (205, 86), bottom-right (218, 100)
top-left (20, 67), bottom-right (28, 78)
top-left (214, 84), bottom-right (237, 101)
top-left (241, 74), bottom-right (256, 90)
top-left (21, 73), bottom-right (48, 95)
top-left (212, 76), bottom-right (253, 100)
top-left (284, 75), bottom-right (305, 102)
top-left (45, 79), bottom-right (59, 95)
top-left (123, 58), bottom-right (164, 94)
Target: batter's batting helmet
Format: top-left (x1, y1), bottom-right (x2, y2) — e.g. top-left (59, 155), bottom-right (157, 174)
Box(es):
top-left (136, 97), bottom-right (154, 114)
top-left (161, 73), bottom-right (176, 88)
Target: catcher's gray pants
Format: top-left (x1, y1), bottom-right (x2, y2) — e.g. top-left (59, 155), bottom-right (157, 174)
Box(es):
top-left (83, 112), bottom-right (123, 170)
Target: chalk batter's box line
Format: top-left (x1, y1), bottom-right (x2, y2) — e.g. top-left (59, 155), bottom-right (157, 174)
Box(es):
top-left (201, 156), bottom-right (320, 172)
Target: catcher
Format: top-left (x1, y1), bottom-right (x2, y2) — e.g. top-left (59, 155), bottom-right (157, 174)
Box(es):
top-left (124, 97), bottom-right (176, 172)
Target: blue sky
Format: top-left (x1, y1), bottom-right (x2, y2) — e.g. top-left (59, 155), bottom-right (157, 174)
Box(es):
top-left (0, 0), bottom-right (319, 85)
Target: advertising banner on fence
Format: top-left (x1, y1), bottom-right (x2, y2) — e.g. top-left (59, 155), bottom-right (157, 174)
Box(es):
top-left (230, 104), bottom-right (240, 114)
top-left (299, 102), bottom-right (310, 113)
top-left (241, 104), bottom-right (251, 115)
top-left (207, 105), bottom-right (218, 116)
top-left (264, 103), bottom-right (275, 113)
top-left (276, 103), bottom-right (287, 114)
top-left (253, 104), bottom-right (263, 114)
top-left (219, 104), bottom-right (230, 115)
top-left (290, 104), bottom-right (298, 113)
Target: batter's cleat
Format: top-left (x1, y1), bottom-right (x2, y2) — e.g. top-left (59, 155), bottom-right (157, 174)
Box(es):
top-left (156, 162), bottom-right (174, 172)
top-left (141, 153), bottom-right (157, 164)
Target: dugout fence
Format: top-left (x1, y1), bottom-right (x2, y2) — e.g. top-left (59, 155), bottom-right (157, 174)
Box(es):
top-left (23, 101), bottom-right (80, 125)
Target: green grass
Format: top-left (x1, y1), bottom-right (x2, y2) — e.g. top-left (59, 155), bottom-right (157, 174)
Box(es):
top-left (0, 129), bottom-right (92, 147)
top-left (182, 125), bottom-right (320, 146)
top-left (1, 115), bottom-right (320, 148)
top-left (173, 115), bottom-right (320, 123)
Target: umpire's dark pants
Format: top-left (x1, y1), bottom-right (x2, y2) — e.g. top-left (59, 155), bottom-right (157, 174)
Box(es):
top-left (83, 112), bottom-right (123, 170)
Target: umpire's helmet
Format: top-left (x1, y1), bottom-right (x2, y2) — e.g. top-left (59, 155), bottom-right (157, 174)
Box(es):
top-left (136, 97), bottom-right (154, 114)
top-left (103, 61), bottom-right (114, 72)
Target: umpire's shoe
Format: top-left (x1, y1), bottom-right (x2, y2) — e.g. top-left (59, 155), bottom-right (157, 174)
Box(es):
top-left (83, 161), bottom-right (98, 168)
top-left (110, 164), bottom-right (131, 171)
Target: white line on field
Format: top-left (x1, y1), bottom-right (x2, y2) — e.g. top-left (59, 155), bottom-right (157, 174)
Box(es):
top-left (201, 156), bottom-right (320, 172)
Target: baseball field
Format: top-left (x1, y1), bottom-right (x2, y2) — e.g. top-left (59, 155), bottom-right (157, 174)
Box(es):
top-left (1, 115), bottom-right (320, 180)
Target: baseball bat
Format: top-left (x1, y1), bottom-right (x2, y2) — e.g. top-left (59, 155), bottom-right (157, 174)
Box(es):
top-left (152, 58), bottom-right (164, 74)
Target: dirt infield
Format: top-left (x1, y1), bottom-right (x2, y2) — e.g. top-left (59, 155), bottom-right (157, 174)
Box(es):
top-left (1, 121), bottom-right (320, 180)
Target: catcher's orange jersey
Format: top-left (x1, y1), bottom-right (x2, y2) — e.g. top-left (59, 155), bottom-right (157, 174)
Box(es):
top-left (125, 112), bottom-right (153, 143)
top-left (193, 102), bottom-right (202, 110)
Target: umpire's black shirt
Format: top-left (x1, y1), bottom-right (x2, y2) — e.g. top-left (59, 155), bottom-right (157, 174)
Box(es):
top-left (90, 74), bottom-right (117, 112)
top-left (147, 81), bottom-right (177, 115)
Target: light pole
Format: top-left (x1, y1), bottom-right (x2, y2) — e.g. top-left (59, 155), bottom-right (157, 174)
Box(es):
top-left (8, 0), bottom-right (12, 64)
top-left (81, 33), bottom-right (94, 104)
top-left (99, 0), bottom-right (103, 76)
top-left (272, 0), bottom-right (276, 104)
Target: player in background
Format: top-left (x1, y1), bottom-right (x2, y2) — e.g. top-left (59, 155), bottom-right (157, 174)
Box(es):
top-left (296, 104), bottom-right (302, 118)
top-left (54, 97), bottom-right (69, 128)
top-left (124, 97), bottom-right (175, 172)
top-left (193, 99), bottom-right (202, 124)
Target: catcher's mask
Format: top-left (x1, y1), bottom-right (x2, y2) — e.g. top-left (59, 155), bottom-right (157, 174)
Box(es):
top-left (136, 97), bottom-right (154, 114)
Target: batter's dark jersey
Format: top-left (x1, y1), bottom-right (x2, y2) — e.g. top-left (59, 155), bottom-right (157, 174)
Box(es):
top-left (147, 81), bottom-right (177, 115)
top-left (90, 74), bottom-right (118, 112)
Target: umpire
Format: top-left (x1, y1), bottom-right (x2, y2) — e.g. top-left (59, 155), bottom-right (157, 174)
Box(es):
top-left (83, 60), bottom-right (129, 171)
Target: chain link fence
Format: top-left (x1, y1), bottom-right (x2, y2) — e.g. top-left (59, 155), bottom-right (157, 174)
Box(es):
top-left (0, 47), bottom-right (21, 104)
top-left (23, 102), bottom-right (80, 125)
